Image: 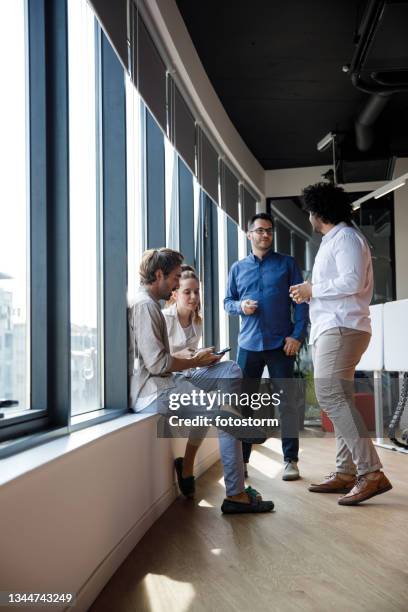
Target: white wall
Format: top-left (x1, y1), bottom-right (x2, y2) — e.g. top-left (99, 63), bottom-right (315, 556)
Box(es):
top-left (0, 417), bottom-right (219, 611)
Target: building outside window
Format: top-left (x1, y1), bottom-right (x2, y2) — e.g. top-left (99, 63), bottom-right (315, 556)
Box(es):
top-left (68, 0), bottom-right (102, 416)
top-left (0, 0), bottom-right (29, 417)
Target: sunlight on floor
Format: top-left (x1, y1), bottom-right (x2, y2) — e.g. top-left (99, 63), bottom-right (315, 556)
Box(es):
top-left (210, 548), bottom-right (222, 556)
top-left (143, 574), bottom-right (195, 612)
top-left (215, 437), bottom-right (307, 486)
top-left (250, 448), bottom-right (283, 477)
top-left (198, 498), bottom-right (214, 507)
top-left (263, 437), bottom-right (285, 454)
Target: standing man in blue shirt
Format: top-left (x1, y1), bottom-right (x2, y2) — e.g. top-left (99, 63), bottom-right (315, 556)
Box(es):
top-left (224, 213), bottom-right (309, 481)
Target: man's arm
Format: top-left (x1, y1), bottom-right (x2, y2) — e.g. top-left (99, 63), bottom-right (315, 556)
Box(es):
top-left (224, 265), bottom-right (242, 315)
top-left (289, 259), bottom-right (309, 342)
top-left (131, 302), bottom-right (219, 374)
top-left (132, 302), bottom-right (174, 375)
top-left (312, 234), bottom-right (368, 300)
top-left (170, 348), bottom-right (220, 371)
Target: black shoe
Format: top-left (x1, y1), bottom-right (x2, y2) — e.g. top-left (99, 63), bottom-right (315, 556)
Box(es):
top-left (174, 457), bottom-right (195, 497)
top-left (221, 496), bottom-right (274, 514)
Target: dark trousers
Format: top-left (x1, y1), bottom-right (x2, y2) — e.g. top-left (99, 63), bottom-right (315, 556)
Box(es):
top-left (237, 347), bottom-right (299, 463)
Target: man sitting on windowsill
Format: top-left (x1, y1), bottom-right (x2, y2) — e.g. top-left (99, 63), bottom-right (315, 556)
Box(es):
top-left (128, 247), bottom-right (274, 514)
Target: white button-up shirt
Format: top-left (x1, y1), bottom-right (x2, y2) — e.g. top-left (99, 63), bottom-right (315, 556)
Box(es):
top-left (309, 222), bottom-right (373, 344)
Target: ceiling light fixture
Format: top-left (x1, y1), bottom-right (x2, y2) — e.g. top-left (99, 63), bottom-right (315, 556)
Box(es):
top-left (373, 177), bottom-right (407, 199)
top-left (317, 131), bottom-right (338, 184)
top-left (352, 173), bottom-right (408, 210)
top-left (316, 131), bottom-right (335, 152)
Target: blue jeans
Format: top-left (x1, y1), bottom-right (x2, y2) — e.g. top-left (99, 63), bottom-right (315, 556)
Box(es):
top-left (146, 360), bottom-right (245, 497)
top-left (237, 347), bottom-right (299, 463)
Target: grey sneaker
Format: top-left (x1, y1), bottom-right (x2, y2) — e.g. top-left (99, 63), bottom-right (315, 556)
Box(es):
top-left (282, 461), bottom-right (300, 481)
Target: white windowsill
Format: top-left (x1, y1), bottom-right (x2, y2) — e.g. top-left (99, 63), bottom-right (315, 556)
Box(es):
top-left (0, 411), bottom-right (157, 487)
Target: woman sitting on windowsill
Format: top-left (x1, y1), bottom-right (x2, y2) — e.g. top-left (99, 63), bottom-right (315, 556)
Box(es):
top-left (162, 265), bottom-right (245, 498)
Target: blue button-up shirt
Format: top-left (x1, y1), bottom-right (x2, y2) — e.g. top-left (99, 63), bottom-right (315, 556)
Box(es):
top-left (224, 250), bottom-right (309, 351)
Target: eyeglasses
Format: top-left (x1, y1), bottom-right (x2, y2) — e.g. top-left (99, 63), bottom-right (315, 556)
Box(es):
top-left (250, 228), bottom-right (273, 236)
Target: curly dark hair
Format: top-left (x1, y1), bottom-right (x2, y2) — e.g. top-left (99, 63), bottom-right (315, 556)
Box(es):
top-left (302, 182), bottom-right (352, 225)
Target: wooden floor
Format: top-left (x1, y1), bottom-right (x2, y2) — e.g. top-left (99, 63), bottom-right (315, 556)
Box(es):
top-left (90, 436), bottom-right (408, 612)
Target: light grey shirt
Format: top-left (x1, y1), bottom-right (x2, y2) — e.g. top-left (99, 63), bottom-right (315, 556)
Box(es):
top-left (128, 286), bottom-right (175, 407)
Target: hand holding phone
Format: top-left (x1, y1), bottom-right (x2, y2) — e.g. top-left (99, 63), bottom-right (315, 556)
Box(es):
top-left (193, 347), bottom-right (220, 367)
top-left (213, 347), bottom-right (231, 356)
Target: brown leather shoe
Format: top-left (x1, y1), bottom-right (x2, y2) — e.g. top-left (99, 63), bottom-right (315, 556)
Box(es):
top-left (308, 472), bottom-right (356, 493)
top-left (338, 471), bottom-right (392, 506)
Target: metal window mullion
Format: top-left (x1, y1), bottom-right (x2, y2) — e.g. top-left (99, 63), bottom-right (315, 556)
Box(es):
top-left (202, 195), bottom-right (219, 346)
top-left (227, 218), bottom-right (239, 360)
top-left (45, 0), bottom-right (71, 427)
top-left (28, 0), bottom-right (47, 415)
top-left (100, 32), bottom-right (128, 411)
top-left (95, 21), bottom-right (104, 409)
top-left (211, 199), bottom-right (220, 344)
top-left (140, 101), bottom-right (147, 252)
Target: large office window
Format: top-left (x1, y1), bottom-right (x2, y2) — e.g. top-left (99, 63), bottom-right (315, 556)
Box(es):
top-left (0, 0), bottom-right (29, 418)
top-left (68, 0), bottom-right (101, 416)
top-left (274, 219), bottom-right (292, 256)
top-left (356, 195), bottom-right (395, 304)
top-left (217, 207), bottom-right (229, 349)
top-left (145, 110), bottom-right (165, 248)
top-left (227, 218), bottom-right (240, 360)
top-left (202, 194), bottom-right (219, 347)
top-left (292, 233), bottom-right (306, 273)
top-left (238, 226), bottom-right (249, 261)
top-left (179, 159), bottom-right (195, 266)
top-left (165, 136), bottom-right (179, 250)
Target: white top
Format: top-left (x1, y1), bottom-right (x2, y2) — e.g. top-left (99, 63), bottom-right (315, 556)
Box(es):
top-left (183, 324), bottom-right (195, 342)
top-left (309, 222), bottom-right (373, 344)
top-left (162, 302), bottom-right (202, 354)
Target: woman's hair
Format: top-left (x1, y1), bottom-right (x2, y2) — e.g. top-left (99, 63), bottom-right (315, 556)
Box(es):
top-left (139, 248), bottom-right (184, 285)
top-left (165, 264), bottom-right (202, 324)
top-left (302, 182), bottom-right (353, 225)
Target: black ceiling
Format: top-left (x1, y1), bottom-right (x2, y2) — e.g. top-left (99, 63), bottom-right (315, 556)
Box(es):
top-left (176, 0), bottom-right (408, 174)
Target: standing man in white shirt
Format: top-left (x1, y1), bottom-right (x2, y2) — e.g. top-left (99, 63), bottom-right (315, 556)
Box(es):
top-left (290, 182), bottom-right (392, 506)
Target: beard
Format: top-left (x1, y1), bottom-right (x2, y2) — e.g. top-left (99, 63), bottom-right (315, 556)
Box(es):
top-left (256, 240), bottom-right (272, 251)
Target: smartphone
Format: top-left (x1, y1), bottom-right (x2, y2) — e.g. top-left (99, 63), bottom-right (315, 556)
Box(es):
top-left (213, 347), bottom-right (231, 356)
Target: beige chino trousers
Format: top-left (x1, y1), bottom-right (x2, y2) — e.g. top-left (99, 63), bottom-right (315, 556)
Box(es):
top-left (313, 327), bottom-right (382, 476)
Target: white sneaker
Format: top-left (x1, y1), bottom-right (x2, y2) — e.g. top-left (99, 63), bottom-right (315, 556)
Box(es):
top-left (282, 461), bottom-right (300, 481)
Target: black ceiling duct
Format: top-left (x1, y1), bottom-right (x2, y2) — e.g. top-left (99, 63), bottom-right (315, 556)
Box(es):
top-left (355, 93), bottom-right (390, 152)
top-left (346, 0), bottom-right (408, 151)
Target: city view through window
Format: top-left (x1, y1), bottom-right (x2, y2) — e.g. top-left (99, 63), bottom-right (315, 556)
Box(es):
top-left (0, 0), bottom-right (28, 416)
